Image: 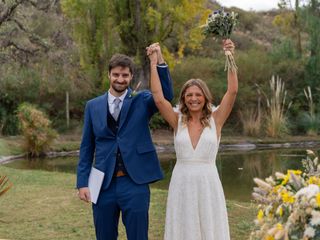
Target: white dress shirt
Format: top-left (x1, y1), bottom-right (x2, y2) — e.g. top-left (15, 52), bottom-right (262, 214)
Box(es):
top-left (108, 89), bottom-right (128, 115)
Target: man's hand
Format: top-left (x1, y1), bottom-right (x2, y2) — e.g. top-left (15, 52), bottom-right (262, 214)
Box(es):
top-left (78, 187), bottom-right (91, 203)
top-left (146, 42), bottom-right (165, 64)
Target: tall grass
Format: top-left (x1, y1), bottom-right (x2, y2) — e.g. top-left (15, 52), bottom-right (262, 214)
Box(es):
top-left (265, 75), bottom-right (291, 137)
top-left (299, 86), bottom-right (319, 136)
top-left (240, 108), bottom-right (262, 136)
top-left (240, 90), bottom-right (262, 136)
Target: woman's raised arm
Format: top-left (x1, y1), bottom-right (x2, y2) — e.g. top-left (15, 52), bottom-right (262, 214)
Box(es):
top-left (213, 39), bottom-right (238, 131)
top-left (148, 45), bottom-right (178, 130)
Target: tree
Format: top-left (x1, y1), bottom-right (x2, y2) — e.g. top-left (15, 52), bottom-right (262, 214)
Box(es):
top-left (61, 0), bottom-right (117, 90)
top-left (0, 1), bottom-right (93, 135)
top-left (274, 0), bottom-right (320, 91)
top-left (303, 0), bottom-right (320, 90)
top-left (273, 0), bottom-right (302, 56)
top-left (0, 0), bottom-right (58, 64)
top-left (110, 0), bottom-right (209, 86)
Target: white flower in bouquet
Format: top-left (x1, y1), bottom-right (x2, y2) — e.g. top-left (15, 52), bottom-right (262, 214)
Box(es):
top-left (295, 184), bottom-right (320, 199)
top-left (310, 210), bottom-right (320, 226)
top-left (304, 227), bottom-right (316, 238)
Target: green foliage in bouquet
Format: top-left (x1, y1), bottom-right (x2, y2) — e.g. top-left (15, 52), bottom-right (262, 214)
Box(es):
top-left (202, 8), bottom-right (238, 39)
top-left (17, 103), bottom-right (58, 157)
top-left (201, 8), bottom-right (239, 72)
top-left (0, 175), bottom-right (12, 197)
top-left (250, 150), bottom-right (320, 240)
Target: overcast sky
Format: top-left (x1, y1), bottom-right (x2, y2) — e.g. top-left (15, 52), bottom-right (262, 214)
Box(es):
top-left (216, 0), bottom-right (294, 11)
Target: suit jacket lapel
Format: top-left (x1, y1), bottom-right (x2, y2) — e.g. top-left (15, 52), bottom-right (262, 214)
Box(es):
top-left (118, 89), bottom-right (133, 130)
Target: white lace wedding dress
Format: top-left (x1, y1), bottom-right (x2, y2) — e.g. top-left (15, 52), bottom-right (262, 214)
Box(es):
top-left (164, 115), bottom-right (230, 240)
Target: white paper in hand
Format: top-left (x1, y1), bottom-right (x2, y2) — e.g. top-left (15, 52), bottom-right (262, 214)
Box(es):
top-left (88, 167), bottom-right (105, 204)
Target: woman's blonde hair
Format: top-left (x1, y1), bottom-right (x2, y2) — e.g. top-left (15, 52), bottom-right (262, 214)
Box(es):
top-left (179, 79), bottom-right (213, 128)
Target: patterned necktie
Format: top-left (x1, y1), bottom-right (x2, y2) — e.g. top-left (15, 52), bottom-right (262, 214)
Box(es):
top-left (112, 97), bottom-right (121, 121)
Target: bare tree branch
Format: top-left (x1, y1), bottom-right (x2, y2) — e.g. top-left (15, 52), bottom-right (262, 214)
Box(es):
top-left (27, 0), bottom-right (54, 12)
top-left (12, 18), bottom-right (50, 51)
top-left (0, 0), bottom-right (25, 27)
top-left (4, 40), bottom-right (39, 55)
top-left (0, 0), bottom-right (59, 63)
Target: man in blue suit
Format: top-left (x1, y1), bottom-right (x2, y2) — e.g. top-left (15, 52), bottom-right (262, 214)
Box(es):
top-left (77, 43), bottom-right (173, 240)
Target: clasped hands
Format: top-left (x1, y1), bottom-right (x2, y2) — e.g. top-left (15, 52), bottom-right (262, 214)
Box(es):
top-left (146, 42), bottom-right (164, 65)
top-left (146, 40), bottom-right (234, 64)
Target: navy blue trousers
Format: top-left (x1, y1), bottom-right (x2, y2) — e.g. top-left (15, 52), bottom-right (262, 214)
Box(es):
top-left (92, 176), bottom-right (150, 240)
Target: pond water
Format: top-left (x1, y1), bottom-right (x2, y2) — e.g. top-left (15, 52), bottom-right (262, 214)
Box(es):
top-left (4, 148), bottom-right (319, 202)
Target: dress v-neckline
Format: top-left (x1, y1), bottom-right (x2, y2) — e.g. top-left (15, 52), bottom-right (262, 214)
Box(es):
top-left (187, 126), bottom-right (205, 151)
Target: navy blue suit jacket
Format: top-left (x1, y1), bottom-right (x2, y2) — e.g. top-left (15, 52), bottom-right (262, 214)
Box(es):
top-left (77, 66), bottom-right (173, 189)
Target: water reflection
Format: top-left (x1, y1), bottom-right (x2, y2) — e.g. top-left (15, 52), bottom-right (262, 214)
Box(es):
top-left (4, 149), bottom-right (318, 201)
top-left (216, 150), bottom-right (305, 201)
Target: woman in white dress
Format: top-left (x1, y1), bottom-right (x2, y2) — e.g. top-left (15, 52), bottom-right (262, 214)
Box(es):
top-left (148, 39), bottom-right (238, 240)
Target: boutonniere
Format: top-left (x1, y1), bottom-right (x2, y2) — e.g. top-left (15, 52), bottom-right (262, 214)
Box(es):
top-left (129, 81), bottom-right (142, 98)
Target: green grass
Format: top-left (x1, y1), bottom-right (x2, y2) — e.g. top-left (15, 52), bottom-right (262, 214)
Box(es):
top-left (0, 137), bottom-right (23, 156)
top-left (0, 166), bottom-right (256, 240)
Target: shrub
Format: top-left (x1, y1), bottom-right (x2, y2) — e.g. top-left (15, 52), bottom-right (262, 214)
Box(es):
top-left (17, 103), bottom-right (58, 157)
top-left (150, 112), bottom-right (169, 130)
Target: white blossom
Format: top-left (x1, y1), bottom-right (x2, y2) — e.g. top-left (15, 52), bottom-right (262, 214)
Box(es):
top-left (303, 226), bottom-right (315, 238)
top-left (310, 210), bottom-right (320, 226)
top-left (295, 184), bottom-right (320, 199)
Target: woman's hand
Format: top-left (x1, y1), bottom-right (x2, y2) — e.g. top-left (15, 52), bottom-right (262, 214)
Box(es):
top-left (148, 50), bottom-right (158, 66)
top-left (222, 39), bottom-right (235, 55)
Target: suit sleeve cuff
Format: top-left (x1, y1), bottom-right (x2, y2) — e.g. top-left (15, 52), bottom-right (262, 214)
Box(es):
top-left (157, 63), bottom-right (167, 68)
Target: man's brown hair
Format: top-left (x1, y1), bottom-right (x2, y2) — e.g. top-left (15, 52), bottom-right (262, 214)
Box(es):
top-left (108, 54), bottom-right (135, 74)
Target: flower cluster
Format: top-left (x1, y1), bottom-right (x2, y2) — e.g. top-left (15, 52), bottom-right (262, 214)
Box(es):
top-left (202, 8), bottom-right (238, 39)
top-left (250, 150), bottom-right (320, 240)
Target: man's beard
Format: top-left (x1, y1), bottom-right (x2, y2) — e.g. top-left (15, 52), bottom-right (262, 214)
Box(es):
top-left (112, 82), bottom-right (128, 93)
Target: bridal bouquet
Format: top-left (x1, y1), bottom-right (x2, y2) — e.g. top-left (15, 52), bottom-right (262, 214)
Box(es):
top-left (202, 8), bottom-right (238, 72)
top-left (250, 150), bottom-right (320, 240)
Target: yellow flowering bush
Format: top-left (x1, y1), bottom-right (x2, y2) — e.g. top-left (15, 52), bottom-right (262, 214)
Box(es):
top-left (250, 150), bottom-right (320, 240)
